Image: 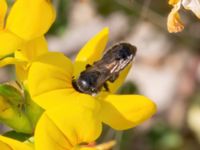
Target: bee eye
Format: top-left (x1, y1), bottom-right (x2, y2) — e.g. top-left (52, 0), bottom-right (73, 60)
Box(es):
top-left (80, 80), bottom-right (90, 90)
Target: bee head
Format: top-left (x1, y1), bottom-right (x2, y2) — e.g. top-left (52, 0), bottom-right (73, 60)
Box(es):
top-left (72, 71), bottom-right (99, 95)
top-left (75, 79), bottom-right (97, 95)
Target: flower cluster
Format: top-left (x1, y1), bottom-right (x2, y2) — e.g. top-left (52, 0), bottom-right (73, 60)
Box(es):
top-left (0, 0), bottom-right (156, 150)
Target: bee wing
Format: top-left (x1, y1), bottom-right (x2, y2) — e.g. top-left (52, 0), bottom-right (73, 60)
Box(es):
top-left (109, 54), bottom-right (134, 74)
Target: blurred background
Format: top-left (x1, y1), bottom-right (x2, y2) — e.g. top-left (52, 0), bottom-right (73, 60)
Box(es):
top-left (1, 0), bottom-right (200, 149)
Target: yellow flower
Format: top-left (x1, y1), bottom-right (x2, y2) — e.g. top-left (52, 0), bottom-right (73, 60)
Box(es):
top-left (167, 0), bottom-right (200, 33)
top-left (0, 0), bottom-right (56, 81)
top-left (0, 99), bottom-right (108, 150)
top-left (0, 135), bottom-right (33, 150)
top-left (0, 0), bottom-right (55, 56)
top-left (34, 98), bottom-right (102, 150)
top-left (167, 0), bottom-right (184, 33)
top-left (0, 28), bottom-right (156, 150)
top-left (27, 28), bottom-right (157, 130)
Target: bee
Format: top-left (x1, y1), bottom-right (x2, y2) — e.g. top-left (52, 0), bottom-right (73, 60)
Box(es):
top-left (72, 42), bottom-right (137, 96)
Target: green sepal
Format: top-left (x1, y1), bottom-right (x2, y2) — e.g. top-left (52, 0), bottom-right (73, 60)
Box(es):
top-left (23, 89), bottom-right (44, 130)
top-left (0, 84), bottom-right (24, 108)
top-left (0, 82), bottom-right (44, 134)
top-left (3, 130), bottom-right (31, 142)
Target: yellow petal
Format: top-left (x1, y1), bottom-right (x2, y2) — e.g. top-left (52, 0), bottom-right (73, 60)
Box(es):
top-left (167, 2), bottom-right (184, 33)
top-left (0, 57), bottom-right (24, 67)
top-left (93, 140), bottom-right (115, 150)
top-left (6, 0), bottom-right (56, 40)
top-left (0, 140), bottom-right (10, 150)
top-left (15, 36), bottom-right (48, 62)
top-left (0, 0), bottom-right (7, 29)
top-left (107, 64), bottom-right (132, 93)
top-left (182, 0), bottom-right (200, 18)
top-left (74, 28), bottom-right (109, 78)
top-left (35, 95), bottom-right (102, 150)
top-left (0, 135), bottom-right (33, 150)
top-left (0, 56), bottom-right (27, 82)
top-left (15, 62), bottom-right (29, 83)
top-left (28, 52), bottom-right (73, 99)
top-left (168, 0), bottom-right (181, 5)
top-left (79, 148), bottom-right (97, 150)
top-left (100, 94), bottom-right (157, 130)
top-left (15, 36), bottom-right (48, 81)
top-left (0, 30), bottom-right (24, 57)
top-left (29, 89), bottom-right (75, 110)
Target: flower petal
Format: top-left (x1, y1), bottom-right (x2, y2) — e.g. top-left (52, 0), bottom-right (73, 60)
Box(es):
top-left (29, 89), bottom-right (75, 110)
top-left (0, 30), bottom-right (24, 57)
top-left (15, 36), bottom-right (48, 62)
top-left (168, 0), bottom-right (181, 5)
top-left (100, 94), bottom-right (157, 130)
top-left (182, 0), bottom-right (200, 19)
top-left (74, 28), bottom-right (109, 77)
top-left (28, 52), bottom-right (73, 99)
top-left (6, 0), bottom-right (56, 40)
top-left (0, 135), bottom-right (33, 150)
top-left (15, 62), bottom-right (30, 83)
top-left (167, 1), bottom-right (184, 33)
top-left (79, 148), bottom-right (97, 150)
top-left (0, 56), bottom-right (27, 82)
top-left (0, 57), bottom-right (24, 67)
top-left (0, 0), bottom-right (7, 29)
top-left (35, 94), bottom-right (102, 150)
top-left (15, 36), bottom-right (48, 81)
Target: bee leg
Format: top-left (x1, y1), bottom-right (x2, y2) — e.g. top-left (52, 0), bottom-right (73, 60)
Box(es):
top-left (108, 73), bottom-right (119, 82)
top-left (86, 64), bottom-right (92, 69)
top-left (103, 82), bottom-right (110, 92)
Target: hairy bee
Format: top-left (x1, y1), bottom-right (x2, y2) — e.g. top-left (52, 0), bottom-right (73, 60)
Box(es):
top-left (72, 42), bottom-right (137, 96)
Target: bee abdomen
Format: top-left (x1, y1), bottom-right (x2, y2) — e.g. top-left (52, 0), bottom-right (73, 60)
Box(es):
top-left (115, 43), bottom-right (137, 60)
